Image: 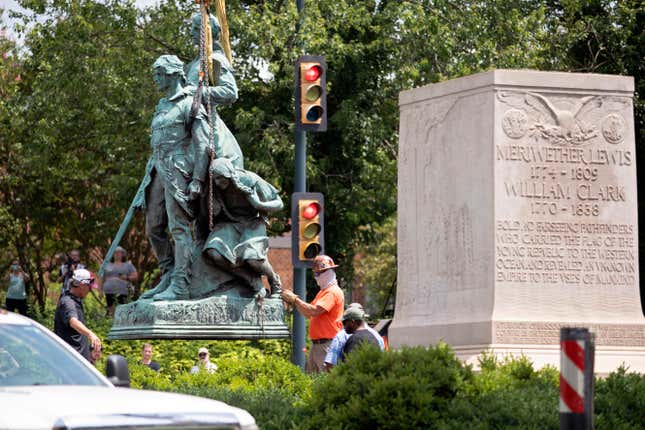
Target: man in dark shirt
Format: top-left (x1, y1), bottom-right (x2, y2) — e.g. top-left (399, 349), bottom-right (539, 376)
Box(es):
top-left (341, 307), bottom-right (381, 360)
top-left (54, 269), bottom-right (102, 361)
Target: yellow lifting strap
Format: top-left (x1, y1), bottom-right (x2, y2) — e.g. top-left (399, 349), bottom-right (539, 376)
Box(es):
top-left (198, 0), bottom-right (232, 67)
top-left (214, 0), bottom-right (233, 65)
top-left (200, 3), bottom-right (214, 84)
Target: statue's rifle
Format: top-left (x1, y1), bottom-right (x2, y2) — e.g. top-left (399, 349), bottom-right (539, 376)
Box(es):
top-left (98, 170), bottom-right (150, 278)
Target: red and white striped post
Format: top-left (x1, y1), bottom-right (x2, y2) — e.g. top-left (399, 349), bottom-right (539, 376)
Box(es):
top-left (560, 327), bottom-right (595, 430)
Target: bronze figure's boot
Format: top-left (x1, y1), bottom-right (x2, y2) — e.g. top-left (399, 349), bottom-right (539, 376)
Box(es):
top-left (153, 275), bottom-right (190, 301)
top-left (139, 270), bottom-right (172, 299)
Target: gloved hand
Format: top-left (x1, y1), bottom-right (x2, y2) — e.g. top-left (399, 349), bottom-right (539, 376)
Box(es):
top-left (280, 289), bottom-right (297, 305)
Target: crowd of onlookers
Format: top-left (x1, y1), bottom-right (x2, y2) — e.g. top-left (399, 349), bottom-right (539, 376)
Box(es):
top-left (4, 251), bottom-right (386, 374)
top-left (3, 247), bottom-right (139, 317)
top-left (2, 249), bottom-right (229, 375)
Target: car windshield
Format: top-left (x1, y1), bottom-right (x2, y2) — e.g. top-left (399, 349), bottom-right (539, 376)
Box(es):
top-left (0, 323), bottom-right (107, 387)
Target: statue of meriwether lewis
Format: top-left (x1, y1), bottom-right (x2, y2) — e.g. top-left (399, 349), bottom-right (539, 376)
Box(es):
top-left (142, 55), bottom-right (210, 301)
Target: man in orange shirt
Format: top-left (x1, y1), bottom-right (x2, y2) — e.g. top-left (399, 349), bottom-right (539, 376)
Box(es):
top-left (281, 255), bottom-right (345, 373)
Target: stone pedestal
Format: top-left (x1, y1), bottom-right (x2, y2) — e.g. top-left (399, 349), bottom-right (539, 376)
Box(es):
top-left (108, 295), bottom-right (289, 340)
top-left (389, 69), bottom-right (645, 374)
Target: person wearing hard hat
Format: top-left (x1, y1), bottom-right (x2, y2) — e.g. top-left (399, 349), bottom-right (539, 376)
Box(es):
top-left (54, 269), bottom-right (102, 361)
top-left (281, 255), bottom-right (345, 373)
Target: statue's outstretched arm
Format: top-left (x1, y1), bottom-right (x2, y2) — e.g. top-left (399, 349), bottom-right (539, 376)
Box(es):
top-left (246, 188), bottom-right (284, 214)
top-left (204, 65), bottom-right (238, 105)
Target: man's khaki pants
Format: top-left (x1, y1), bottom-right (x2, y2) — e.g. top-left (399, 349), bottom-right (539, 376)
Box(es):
top-left (306, 340), bottom-right (331, 374)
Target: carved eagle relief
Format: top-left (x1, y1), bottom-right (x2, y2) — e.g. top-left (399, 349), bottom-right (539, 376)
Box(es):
top-left (497, 91), bottom-right (630, 146)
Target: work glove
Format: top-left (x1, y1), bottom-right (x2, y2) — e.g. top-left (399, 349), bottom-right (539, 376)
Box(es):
top-left (281, 289), bottom-right (297, 305)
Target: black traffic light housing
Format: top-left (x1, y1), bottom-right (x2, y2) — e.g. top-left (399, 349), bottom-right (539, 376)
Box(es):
top-left (291, 192), bottom-right (325, 268)
top-left (295, 55), bottom-right (327, 132)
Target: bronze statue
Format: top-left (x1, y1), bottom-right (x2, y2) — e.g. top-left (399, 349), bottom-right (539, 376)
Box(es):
top-left (107, 7), bottom-right (288, 340)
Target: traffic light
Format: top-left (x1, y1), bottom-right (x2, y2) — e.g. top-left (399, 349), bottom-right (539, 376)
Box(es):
top-left (295, 55), bottom-right (327, 132)
top-left (292, 192), bottom-right (325, 267)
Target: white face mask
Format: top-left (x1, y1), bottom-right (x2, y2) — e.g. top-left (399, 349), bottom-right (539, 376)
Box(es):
top-left (314, 270), bottom-right (336, 289)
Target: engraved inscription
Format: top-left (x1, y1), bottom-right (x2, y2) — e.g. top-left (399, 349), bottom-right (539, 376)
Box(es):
top-left (497, 146), bottom-right (632, 218)
top-left (494, 321), bottom-right (645, 346)
top-left (495, 91), bottom-right (636, 290)
top-left (495, 221), bottom-right (636, 285)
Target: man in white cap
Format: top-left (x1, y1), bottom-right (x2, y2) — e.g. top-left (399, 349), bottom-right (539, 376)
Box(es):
top-left (190, 347), bottom-right (217, 374)
top-left (54, 268), bottom-right (102, 361)
top-left (281, 255), bottom-right (345, 373)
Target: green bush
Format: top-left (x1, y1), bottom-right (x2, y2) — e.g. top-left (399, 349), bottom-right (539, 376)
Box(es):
top-left (438, 352), bottom-right (560, 429)
top-left (302, 345), bottom-right (562, 430)
top-left (131, 353), bottom-right (312, 430)
top-left (595, 366), bottom-right (645, 430)
top-left (444, 375), bottom-right (559, 429)
top-left (135, 353), bottom-right (311, 397)
top-left (30, 294), bottom-right (644, 429)
top-left (303, 343), bottom-right (473, 430)
top-left (441, 382), bottom-right (558, 430)
top-left (467, 352), bottom-right (559, 396)
top-left (98, 337), bottom-right (292, 377)
top-left (175, 386), bottom-right (307, 430)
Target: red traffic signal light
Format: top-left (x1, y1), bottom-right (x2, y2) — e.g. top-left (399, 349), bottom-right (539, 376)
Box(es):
top-left (304, 65), bottom-right (322, 82)
top-left (302, 202), bottom-right (320, 219)
top-left (295, 55), bottom-right (327, 132)
top-left (292, 192), bottom-right (325, 267)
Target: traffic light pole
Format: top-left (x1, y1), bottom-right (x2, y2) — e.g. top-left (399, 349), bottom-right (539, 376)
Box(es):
top-left (292, 0), bottom-right (307, 371)
top-left (292, 130), bottom-right (307, 370)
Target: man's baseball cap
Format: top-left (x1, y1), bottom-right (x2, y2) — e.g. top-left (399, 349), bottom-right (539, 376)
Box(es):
top-left (198, 347), bottom-right (209, 355)
top-left (339, 306), bottom-right (366, 322)
top-left (72, 269), bottom-right (94, 287)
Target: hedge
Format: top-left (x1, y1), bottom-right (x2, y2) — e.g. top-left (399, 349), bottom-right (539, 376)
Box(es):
top-left (28, 296), bottom-right (644, 429)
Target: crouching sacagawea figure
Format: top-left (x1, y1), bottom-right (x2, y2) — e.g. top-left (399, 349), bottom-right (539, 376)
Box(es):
top-left (203, 158), bottom-right (283, 298)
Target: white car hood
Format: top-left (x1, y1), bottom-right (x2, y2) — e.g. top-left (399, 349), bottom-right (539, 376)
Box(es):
top-left (0, 385), bottom-right (256, 429)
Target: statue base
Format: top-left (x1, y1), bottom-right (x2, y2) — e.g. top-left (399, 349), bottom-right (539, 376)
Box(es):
top-left (107, 294), bottom-right (290, 340)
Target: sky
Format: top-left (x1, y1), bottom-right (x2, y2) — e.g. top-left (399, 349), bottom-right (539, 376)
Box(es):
top-left (1, 0), bottom-right (25, 40)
